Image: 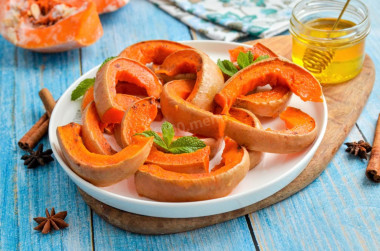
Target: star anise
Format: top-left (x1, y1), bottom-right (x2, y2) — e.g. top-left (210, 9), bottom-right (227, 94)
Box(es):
top-left (33, 208), bottom-right (69, 234)
top-left (344, 140), bottom-right (372, 160)
top-left (21, 144), bottom-right (54, 169)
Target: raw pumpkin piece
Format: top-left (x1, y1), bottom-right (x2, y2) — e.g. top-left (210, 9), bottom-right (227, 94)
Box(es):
top-left (119, 40), bottom-right (191, 65)
top-left (57, 122), bottom-right (153, 187)
top-left (135, 137), bottom-right (249, 202)
top-left (145, 146), bottom-right (210, 174)
top-left (94, 57), bottom-right (161, 123)
top-left (229, 42), bottom-right (278, 62)
top-left (234, 86), bottom-right (292, 117)
top-left (119, 98), bottom-right (158, 147)
top-left (0, 0), bottom-right (103, 52)
top-left (224, 107), bottom-right (317, 153)
top-left (82, 101), bottom-right (114, 155)
top-left (93, 0), bottom-right (129, 14)
top-left (154, 49), bottom-right (224, 111)
top-left (160, 79), bottom-right (225, 139)
top-left (214, 57), bottom-right (323, 115)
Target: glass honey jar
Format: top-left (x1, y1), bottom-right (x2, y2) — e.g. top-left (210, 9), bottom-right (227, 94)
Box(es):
top-left (290, 0), bottom-right (370, 84)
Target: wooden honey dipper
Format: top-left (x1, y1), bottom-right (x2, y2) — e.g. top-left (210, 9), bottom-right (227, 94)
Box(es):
top-left (302, 0), bottom-right (351, 74)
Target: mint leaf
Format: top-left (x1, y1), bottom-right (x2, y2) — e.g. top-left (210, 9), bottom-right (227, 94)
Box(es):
top-left (99, 56), bottom-right (117, 70)
top-left (135, 131), bottom-right (168, 151)
top-left (237, 51), bottom-right (253, 69)
top-left (161, 121), bottom-right (174, 147)
top-left (217, 59), bottom-right (238, 77)
top-left (71, 78), bottom-right (95, 101)
top-left (168, 136), bottom-right (206, 154)
top-left (253, 55), bottom-right (269, 63)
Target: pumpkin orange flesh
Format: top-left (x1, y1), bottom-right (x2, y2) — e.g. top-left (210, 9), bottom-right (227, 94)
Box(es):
top-left (145, 146), bottom-right (210, 174)
top-left (154, 49), bottom-right (225, 111)
top-left (224, 106), bottom-right (317, 153)
top-left (234, 86), bottom-right (292, 118)
top-left (228, 107), bottom-right (257, 127)
top-left (160, 79), bottom-right (225, 139)
top-left (119, 40), bottom-right (191, 65)
top-left (81, 86), bottom-right (95, 112)
top-left (240, 86), bottom-right (290, 103)
top-left (279, 107), bottom-right (316, 134)
top-left (135, 137), bottom-right (249, 202)
top-left (57, 123), bottom-right (153, 186)
top-left (119, 98), bottom-right (158, 147)
top-left (116, 82), bottom-right (148, 97)
top-left (229, 43), bottom-right (278, 62)
top-left (93, 0), bottom-right (129, 14)
top-left (82, 102), bottom-right (114, 155)
top-left (214, 58), bottom-right (323, 114)
top-left (94, 57), bottom-right (161, 123)
top-left (0, 0), bottom-right (103, 52)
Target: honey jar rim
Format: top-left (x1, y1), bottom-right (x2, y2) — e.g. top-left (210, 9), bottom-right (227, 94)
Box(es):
top-left (290, 0), bottom-right (370, 42)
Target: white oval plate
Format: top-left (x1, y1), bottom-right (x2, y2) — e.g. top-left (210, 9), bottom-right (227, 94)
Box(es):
top-left (49, 40), bottom-right (328, 218)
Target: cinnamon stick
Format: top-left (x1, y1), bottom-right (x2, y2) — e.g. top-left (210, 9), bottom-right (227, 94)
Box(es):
top-left (18, 89), bottom-right (56, 150)
top-left (39, 88), bottom-right (56, 117)
top-left (366, 114), bottom-right (380, 182)
top-left (18, 113), bottom-right (49, 150)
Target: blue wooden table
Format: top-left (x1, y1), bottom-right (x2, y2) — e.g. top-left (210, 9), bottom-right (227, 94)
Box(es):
top-left (1, 0), bottom-right (379, 250)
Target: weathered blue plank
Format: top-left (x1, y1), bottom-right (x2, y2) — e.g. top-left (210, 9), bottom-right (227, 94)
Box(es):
top-left (0, 35), bottom-right (19, 251)
top-left (250, 126), bottom-right (380, 250)
top-left (0, 35), bottom-right (93, 249)
top-left (91, 213), bottom-right (254, 251)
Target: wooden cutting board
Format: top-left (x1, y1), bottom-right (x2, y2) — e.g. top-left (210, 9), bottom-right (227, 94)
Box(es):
top-left (78, 35), bottom-right (375, 234)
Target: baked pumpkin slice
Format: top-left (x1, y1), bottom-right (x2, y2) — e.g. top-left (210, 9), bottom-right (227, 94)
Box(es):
top-left (160, 79), bottom-right (225, 139)
top-left (228, 42), bottom-right (278, 62)
top-left (57, 122), bottom-right (153, 187)
top-left (135, 137), bottom-right (249, 202)
top-left (0, 0), bottom-right (103, 52)
top-left (117, 98), bottom-right (158, 147)
top-left (234, 86), bottom-right (292, 118)
top-left (228, 107), bottom-right (263, 170)
top-left (145, 146), bottom-right (211, 174)
top-left (224, 107), bottom-right (318, 153)
top-left (94, 57), bottom-right (162, 124)
top-left (214, 57), bottom-right (323, 115)
top-left (155, 49), bottom-right (225, 112)
top-left (119, 40), bottom-right (191, 65)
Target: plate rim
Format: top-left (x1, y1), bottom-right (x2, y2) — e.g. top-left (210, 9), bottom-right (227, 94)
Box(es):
top-left (49, 40), bottom-right (328, 218)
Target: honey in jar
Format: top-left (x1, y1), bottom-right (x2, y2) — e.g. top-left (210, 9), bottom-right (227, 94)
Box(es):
top-left (290, 0), bottom-right (370, 84)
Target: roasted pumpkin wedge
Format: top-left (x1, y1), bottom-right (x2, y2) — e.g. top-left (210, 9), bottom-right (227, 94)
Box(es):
top-left (224, 107), bottom-right (317, 153)
top-left (145, 146), bottom-right (210, 174)
top-left (57, 123), bottom-right (153, 187)
top-left (154, 49), bottom-right (224, 111)
top-left (0, 0), bottom-right (103, 52)
top-left (82, 102), bottom-right (114, 155)
top-left (119, 98), bottom-right (158, 147)
top-left (94, 57), bottom-right (161, 123)
top-left (135, 137), bottom-right (249, 202)
top-left (228, 107), bottom-right (263, 170)
top-left (234, 86), bottom-right (292, 118)
top-left (214, 57), bottom-right (323, 115)
top-left (229, 42), bottom-right (278, 62)
top-left (160, 79), bottom-right (225, 139)
top-left (94, 0), bottom-right (129, 14)
top-left (119, 40), bottom-right (191, 65)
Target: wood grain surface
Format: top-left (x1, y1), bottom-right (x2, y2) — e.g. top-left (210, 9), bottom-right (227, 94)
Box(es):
top-left (78, 35), bottom-right (376, 235)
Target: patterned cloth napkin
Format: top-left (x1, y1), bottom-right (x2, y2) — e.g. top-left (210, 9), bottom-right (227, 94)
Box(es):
top-left (150, 0), bottom-right (297, 41)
